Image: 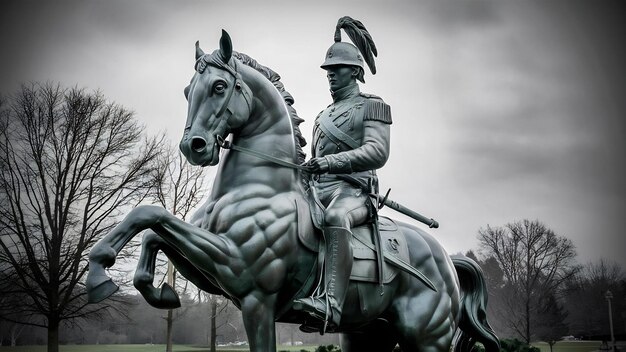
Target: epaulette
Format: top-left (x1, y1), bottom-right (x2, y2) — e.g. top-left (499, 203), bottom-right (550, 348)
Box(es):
top-left (361, 94), bottom-right (392, 124)
top-left (359, 92), bottom-right (384, 101)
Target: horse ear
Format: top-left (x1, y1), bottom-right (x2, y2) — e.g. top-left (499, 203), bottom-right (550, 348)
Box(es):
top-left (195, 41), bottom-right (205, 60)
top-left (219, 29), bottom-right (233, 63)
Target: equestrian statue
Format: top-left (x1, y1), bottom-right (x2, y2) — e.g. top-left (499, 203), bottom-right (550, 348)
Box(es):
top-left (86, 17), bottom-right (500, 352)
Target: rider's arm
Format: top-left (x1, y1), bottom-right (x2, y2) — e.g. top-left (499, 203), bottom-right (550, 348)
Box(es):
top-left (324, 121), bottom-right (390, 173)
top-left (324, 98), bottom-right (392, 174)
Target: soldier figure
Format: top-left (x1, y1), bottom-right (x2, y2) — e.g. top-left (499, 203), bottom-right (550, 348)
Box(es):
top-left (293, 17), bottom-right (392, 330)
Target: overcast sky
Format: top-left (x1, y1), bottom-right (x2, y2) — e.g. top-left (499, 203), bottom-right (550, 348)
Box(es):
top-left (1, 0), bottom-right (625, 268)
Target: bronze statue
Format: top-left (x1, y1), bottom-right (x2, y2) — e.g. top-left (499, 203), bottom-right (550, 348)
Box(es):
top-left (292, 17), bottom-right (391, 331)
top-left (86, 17), bottom-right (500, 352)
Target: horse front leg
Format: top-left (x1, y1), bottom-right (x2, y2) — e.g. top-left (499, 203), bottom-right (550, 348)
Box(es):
top-left (133, 231), bottom-right (182, 309)
top-left (241, 293), bottom-right (278, 352)
top-left (87, 205), bottom-right (230, 303)
top-left (134, 230), bottom-right (227, 309)
top-left (87, 205), bottom-right (166, 302)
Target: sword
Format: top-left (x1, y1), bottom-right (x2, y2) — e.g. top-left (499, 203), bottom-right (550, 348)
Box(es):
top-left (334, 175), bottom-right (440, 229)
top-left (377, 190), bottom-right (439, 228)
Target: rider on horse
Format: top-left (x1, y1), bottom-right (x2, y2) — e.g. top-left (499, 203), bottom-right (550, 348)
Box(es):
top-left (293, 17), bottom-right (392, 330)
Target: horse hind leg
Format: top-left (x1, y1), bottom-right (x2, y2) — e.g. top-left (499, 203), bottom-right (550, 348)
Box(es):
top-left (393, 291), bottom-right (456, 352)
top-left (133, 231), bottom-right (181, 309)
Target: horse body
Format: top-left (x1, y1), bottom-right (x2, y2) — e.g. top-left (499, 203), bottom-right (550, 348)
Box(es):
top-left (86, 31), bottom-right (498, 352)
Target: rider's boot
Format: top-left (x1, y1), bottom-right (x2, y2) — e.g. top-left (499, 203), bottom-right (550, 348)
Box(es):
top-left (293, 226), bottom-right (353, 329)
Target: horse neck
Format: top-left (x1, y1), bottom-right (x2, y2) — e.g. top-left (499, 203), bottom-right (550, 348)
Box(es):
top-left (213, 65), bottom-right (300, 196)
top-left (237, 66), bottom-right (295, 146)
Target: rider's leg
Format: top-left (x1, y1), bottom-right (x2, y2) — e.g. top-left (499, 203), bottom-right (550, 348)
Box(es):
top-left (321, 226), bottom-right (352, 328)
top-left (293, 192), bottom-right (368, 328)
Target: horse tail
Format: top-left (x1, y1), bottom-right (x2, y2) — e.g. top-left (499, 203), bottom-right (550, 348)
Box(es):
top-left (452, 256), bottom-right (500, 352)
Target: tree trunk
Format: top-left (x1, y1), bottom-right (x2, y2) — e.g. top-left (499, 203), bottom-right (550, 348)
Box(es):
top-left (525, 309), bottom-right (530, 343)
top-left (166, 262), bottom-right (176, 352)
top-left (166, 309), bottom-right (174, 351)
top-left (48, 317), bottom-right (59, 352)
top-left (9, 324), bottom-right (21, 347)
top-left (210, 298), bottom-right (217, 352)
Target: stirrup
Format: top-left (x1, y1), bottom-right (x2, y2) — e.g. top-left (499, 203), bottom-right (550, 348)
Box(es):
top-left (293, 294), bottom-right (341, 335)
top-left (293, 297), bottom-right (327, 317)
top-left (293, 295), bottom-right (333, 332)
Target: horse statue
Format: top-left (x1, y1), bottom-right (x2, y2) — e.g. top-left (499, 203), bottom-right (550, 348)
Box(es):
top-left (86, 30), bottom-right (500, 352)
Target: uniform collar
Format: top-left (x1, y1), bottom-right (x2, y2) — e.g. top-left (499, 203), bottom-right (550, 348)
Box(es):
top-left (331, 84), bottom-right (360, 103)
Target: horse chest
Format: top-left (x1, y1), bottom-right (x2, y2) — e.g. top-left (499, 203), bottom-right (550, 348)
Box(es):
top-left (205, 189), bottom-right (298, 259)
top-left (199, 189), bottom-right (298, 295)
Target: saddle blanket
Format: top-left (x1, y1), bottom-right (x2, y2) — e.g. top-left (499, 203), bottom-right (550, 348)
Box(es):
top-left (349, 217), bottom-right (408, 284)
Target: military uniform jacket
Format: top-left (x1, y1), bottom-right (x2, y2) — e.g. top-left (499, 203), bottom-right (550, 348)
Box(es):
top-left (312, 85), bottom-right (392, 178)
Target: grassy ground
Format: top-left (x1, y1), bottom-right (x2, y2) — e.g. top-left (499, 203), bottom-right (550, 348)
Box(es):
top-left (2, 341), bottom-right (616, 352)
top-left (0, 345), bottom-right (318, 352)
top-left (531, 340), bottom-right (606, 352)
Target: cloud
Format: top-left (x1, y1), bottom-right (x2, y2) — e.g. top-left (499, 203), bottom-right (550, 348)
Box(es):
top-left (1, 0), bottom-right (624, 267)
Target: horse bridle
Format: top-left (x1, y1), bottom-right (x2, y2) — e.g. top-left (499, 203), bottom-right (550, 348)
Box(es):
top-left (184, 55), bottom-right (253, 139)
top-left (188, 53), bottom-right (314, 174)
top-left (207, 59), bottom-right (253, 121)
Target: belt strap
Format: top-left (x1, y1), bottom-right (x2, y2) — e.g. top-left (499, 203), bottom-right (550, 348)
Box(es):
top-left (317, 112), bottom-right (360, 150)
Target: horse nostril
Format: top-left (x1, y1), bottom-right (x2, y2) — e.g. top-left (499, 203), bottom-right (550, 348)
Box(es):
top-left (191, 137), bottom-right (207, 152)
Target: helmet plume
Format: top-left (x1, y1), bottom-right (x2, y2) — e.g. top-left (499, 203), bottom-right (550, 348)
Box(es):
top-left (334, 16), bottom-right (378, 74)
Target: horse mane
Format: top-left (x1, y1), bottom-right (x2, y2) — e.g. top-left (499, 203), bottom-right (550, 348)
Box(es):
top-left (232, 51), bottom-right (309, 188)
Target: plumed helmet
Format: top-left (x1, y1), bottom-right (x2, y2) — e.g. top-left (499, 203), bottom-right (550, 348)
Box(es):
top-left (320, 16), bottom-right (378, 74)
top-left (321, 42), bottom-right (364, 69)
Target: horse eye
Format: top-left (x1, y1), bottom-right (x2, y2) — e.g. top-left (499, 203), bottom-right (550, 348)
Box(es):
top-left (213, 82), bottom-right (226, 94)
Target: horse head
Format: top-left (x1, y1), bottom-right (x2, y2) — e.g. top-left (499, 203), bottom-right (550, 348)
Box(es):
top-left (180, 30), bottom-right (253, 166)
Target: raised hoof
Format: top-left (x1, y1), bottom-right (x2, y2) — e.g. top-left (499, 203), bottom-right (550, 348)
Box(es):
top-left (87, 279), bottom-right (119, 303)
top-left (158, 283), bottom-right (181, 309)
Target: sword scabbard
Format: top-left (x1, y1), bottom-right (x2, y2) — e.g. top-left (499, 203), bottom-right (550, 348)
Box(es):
top-left (379, 196), bottom-right (439, 229)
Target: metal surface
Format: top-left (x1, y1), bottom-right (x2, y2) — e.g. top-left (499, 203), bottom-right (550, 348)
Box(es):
top-left (86, 23), bottom-right (499, 352)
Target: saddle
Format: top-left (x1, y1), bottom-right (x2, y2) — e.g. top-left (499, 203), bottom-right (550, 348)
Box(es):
top-left (295, 197), bottom-right (409, 285)
top-left (287, 197), bottom-right (432, 333)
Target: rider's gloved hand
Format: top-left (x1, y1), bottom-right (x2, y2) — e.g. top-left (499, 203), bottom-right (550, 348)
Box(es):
top-left (302, 157), bottom-right (329, 174)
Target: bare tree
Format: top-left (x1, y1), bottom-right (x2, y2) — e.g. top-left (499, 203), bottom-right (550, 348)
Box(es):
top-left (564, 259), bottom-right (625, 339)
top-left (199, 291), bottom-right (235, 352)
top-left (0, 83), bottom-right (160, 352)
top-left (147, 143), bottom-right (209, 352)
top-left (150, 142), bottom-right (208, 221)
top-left (534, 293), bottom-right (568, 352)
top-left (478, 219), bottom-right (578, 343)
